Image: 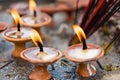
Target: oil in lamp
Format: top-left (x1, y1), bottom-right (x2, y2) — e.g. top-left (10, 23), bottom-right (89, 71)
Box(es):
top-left (20, 29), bottom-right (62, 80)
top-left (2, 9), bottom-right (32, 58)
top-left (64, 25), bottom-right (104, 77)
top-left (21, 0), bottom-right (52, 37)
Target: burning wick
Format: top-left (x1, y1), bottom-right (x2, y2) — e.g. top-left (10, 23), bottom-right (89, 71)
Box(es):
top-left (31, 29), bottom-right (44, 52)
top-left (11, 8), bottom-right (22, 37)
top-left (82, 38), bottom-right (87, 50)
top-left (37, 41), bottom-right (43, 52)
top-left (31, 29), bottom-right (48, 59)
top-left (17, 23), bottom-right (20, 32)
top-left (36, 41), bottom-right (48, 59)
top-left (73, 0), bottom-right (87, 50)
top-left (34, 10), bottom-right (37, 18)
top-left (11, 8), bottom-right (21, 32)
top-left (72, 25), bottom-right (87, 50)
top-left (29, 0), bottom-right (37, 18)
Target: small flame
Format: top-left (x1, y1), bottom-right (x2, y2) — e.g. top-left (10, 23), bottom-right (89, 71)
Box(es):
top-left (29, 0), bottom-right (37, 13)
top-left (31, 29), bottom-right (43, 47)
top-left (11, 8), bottom-right (21, 25)
top-left (72, 25), bottom-right (86, 42)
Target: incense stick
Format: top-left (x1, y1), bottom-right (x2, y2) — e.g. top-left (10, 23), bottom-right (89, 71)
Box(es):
top-left (96, 61), bottom-right (104, 70)
top-left (81, 0), bottom-right (98, 28)
top-left (74, 0), bottom-right (79, 24)
top-left (69, 0), bottom-right (120, 46)
top-left (88, 0), bottom-right (120, 36)
top-left (83, 0), bottom-right (105, 35)
top-left (104, 29), bottom-right (120, 53)
top-left (69, 0), bottom-right (120, 70)
top-left (96, 30), bottom-right (120, 70)
top-left (69, 0), bottom-right (97, 45)
top-left (97, 29), bottom-right (120, 70)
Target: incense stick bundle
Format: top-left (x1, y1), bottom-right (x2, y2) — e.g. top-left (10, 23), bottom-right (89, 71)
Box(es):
top-left (69, 0), bottom-right (120, 45)
top-left (88, 0), bottom-right (120, 37)
top-left (81, 0), bottom-right (98, 28)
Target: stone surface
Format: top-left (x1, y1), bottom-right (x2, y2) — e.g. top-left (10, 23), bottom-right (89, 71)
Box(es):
top-left (0, 0), bottom-right (120, 80)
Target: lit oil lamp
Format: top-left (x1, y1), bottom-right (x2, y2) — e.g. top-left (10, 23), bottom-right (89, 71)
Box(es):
top-left (20, 29), bottom-right (62, 80)
top-left (64, 25), bottom-right (104, 77)
top-left (2, 9), bottom-right (32, 58)
top-left (21, 0), bottom-right (52, 37)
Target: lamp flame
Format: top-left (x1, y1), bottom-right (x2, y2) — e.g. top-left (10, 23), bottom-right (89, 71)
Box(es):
top-left (29, 0), bottom-right (37, 13)
top-left (72, 25), bottom-right (86, 42)
top-left (31, 29), bottom-right (43, 47)
top-left (11, 8), bottom-right (21, 25)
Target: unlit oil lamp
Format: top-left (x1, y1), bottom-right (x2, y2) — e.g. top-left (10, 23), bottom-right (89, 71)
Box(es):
top-left (64, 25), bottom-right (104, 77)
top-left (21, 0), bottom-right (52, 37)
top-left (20, 29), bottom-right (62, 80)
top-left (2, 9), bottom-right (32, 58)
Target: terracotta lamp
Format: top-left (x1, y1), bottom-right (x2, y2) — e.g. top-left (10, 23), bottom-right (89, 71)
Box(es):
top-left (2, 27), bottom-right (32, 58)
top-left (21, 0), bottom-right (52, 38)
top-left (64, 25), bottom-right (104, 77)
top-left (0, 21), bottom-right (7, 32)
top-left (40, 0), bottom-right (88, 27)
top-left (40, 0), bottom-right (89, 14)
top-left (20, 29), bottom-right (62, 80)
top-left (2, 9), bottom-right (32, 58)
top-left (9, 2), bottom-right (28, 16)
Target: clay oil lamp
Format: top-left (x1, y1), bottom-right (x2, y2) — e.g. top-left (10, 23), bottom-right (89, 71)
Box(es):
top-left (40, 0), bottom-right (89, 14)
top-left (20, 29), bottom-right (62, 80)
top-left (64, 25), bottom-right (104, 77)
top-left (7, 2), bottom-right (28, 16)
top-left (0, 21), bottom-right (7, 32)
top-left (21, 0), bottom-right (52, 37)
top-left (2, 9), bottom-right (32, 58)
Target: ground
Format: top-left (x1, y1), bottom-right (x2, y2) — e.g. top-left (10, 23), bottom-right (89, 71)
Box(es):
top-left (0, 0), bottom-right (120, 80)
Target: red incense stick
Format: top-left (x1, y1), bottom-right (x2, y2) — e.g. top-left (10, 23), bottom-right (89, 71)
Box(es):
top-left (86, 0), bottom-right (115, 36)
top-left (81, 0), bottom-right (98, 28)
top-left (83, 0), bottom-right (105, 33)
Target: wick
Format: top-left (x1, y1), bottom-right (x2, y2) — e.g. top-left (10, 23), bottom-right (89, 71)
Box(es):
top-left (82, 38), bottom-right (87, 50)
top-left (34, 10), bottom-right (37, 23)
top-left (17, 22), bottom-right (20, 32)
top-left (37, 41), bottom-right (43, 52)
top-left (34, 10), bottom-right (37, 18)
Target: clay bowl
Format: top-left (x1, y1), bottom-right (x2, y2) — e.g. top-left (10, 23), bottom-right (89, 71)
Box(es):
top-left (21, 13), bottom-right (52, 37)
top-left (40, 3), bottom-right (72, 14)
top-left (2, 28), bottom-right (31, 42)
top-left (64, 43), bottom-right (104, 63)
top-left (21, 13), bottom-right (52, 28)
top-left (8, 2), bottom-right (28, 16)
top-left (2, 28), bottom-right (32, 58)
top-left (21, 47), bottom-right (62, 80)
top-left (64, 43), bottom-right (104, 77)
top-left (21, 47), bottom-right (62, 64)
top-left (0, 21), bottom-right (7, 32)
top-left (40, 0), bottom-right (89, 14)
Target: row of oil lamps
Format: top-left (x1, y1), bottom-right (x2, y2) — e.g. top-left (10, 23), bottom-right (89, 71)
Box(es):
top-left (0, 0), bottom-right (104, 80)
